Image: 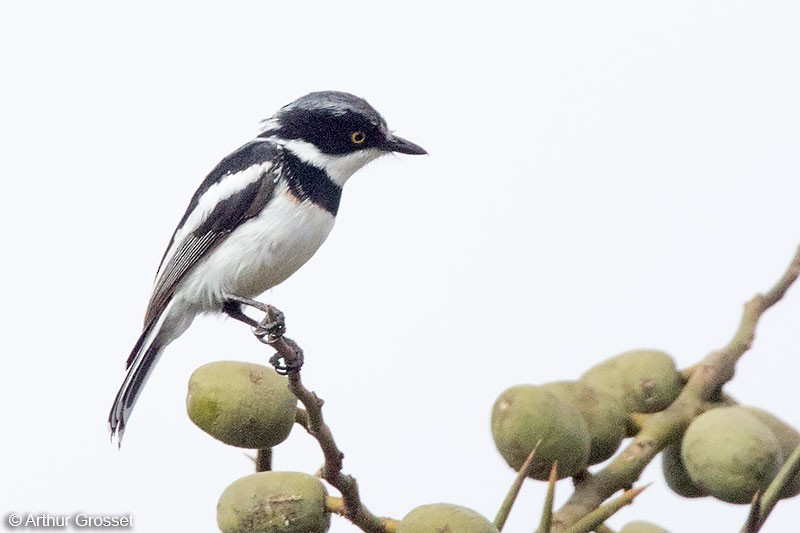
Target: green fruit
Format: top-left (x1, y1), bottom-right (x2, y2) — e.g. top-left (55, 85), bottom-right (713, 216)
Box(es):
top-left (491, 385), bottom-right (591, 479)
top-left (620, 520), bottom-right (670, 533)
top-left (580, 349), bottom-right (681, 413)
top-left (217, 471), bottom-right (329, 533)
top-left (187, 361), bottom-right (297, 448)
top-left (682, 406), bottom-right (782, 504)
top-left (661, 442), bottom-right (708, 498)
top-left (742, 407), bottom-right (800, 498)
top-left (396, 503), bottom-right (498, 533)
top-left (542, 380), bottom-right (627, 464)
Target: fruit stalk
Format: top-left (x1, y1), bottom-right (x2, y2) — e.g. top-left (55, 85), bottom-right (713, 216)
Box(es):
top-left (255, 448), bottom-right (271, 472)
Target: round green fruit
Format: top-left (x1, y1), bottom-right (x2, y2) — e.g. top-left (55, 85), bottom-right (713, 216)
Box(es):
top-left (542, 380), bottom-right (627, 464)
top-left (491, 385), bottom-right (591, 479)
top-left (742, 406), bottom-right (800, 498)
top-left (620, 521), bottom-right (670, 533)
top-left (217, 471), bottom-right (329, 533)
top-left (396, 503), bottom-right (498, 533)
top-left (580, 349), bottom-right (681, 413)
top-left (682, 406), bottom-right (782, 504)
top-left (661, 442), bottom-right (708, 498)
top-left (187, 361), bottom-right (297, 448)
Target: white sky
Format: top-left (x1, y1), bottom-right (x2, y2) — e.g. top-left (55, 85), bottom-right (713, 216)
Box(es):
top-left (2, 2), bottom-right (799, 532)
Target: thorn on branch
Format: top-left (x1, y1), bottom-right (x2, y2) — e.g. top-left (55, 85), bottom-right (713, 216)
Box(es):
top-left (534, 462), bottom-right (559, 533)
top-left (494, 441), bottom-right (541, 531)
top-left (563, 484), bottom-right (651, 533)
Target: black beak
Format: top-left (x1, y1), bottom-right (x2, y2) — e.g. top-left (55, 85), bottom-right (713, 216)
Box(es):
top-left (385, 135), bottom-right (427, 155)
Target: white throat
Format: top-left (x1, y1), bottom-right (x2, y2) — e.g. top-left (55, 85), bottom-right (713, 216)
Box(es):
top-left (277, 138), bottom-right (385, 187)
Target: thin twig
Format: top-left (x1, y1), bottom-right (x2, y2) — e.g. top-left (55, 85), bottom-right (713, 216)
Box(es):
top-left (551, 245), bottom-right (800, 531)
top-left (266, 335), bottom-right (394, 533)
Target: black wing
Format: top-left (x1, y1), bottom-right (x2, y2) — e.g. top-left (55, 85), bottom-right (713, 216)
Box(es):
top-left (140, 140), bottom-right (281, 330)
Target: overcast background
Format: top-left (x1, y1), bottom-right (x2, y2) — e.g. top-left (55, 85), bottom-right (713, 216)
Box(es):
top-left (2, 2), bottom-right (799, 532)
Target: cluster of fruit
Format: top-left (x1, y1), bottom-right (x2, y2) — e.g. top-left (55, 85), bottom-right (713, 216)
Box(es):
top-left (492, 349), bottom-right (682, 479)
top-left (185, 350), bottom-right (799, 532)
top-left (491, 348), bottom-right (800, 529)
top-left (186, 361), bottom-right (501, 532)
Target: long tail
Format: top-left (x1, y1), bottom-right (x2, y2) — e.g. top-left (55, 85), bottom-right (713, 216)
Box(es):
top-left (108, 300), bottom-right (190, 445)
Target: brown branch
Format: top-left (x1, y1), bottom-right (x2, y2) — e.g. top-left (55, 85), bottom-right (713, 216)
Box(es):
top-left (551, 245), bottom-right (800, 531)
top-left (266, 335), bottom-right (394, 533)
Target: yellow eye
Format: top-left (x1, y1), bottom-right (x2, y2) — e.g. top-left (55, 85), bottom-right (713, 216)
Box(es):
top-left (351, 131), bottom-right (366, 144)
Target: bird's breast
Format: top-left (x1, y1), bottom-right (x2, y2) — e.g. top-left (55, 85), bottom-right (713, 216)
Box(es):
top-left (182, 184), bottom-right (336, 308)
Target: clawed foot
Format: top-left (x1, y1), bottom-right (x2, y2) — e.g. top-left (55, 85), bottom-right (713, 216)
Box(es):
top-left (269, 351), bottom-right (303, 375)
top-left (253, 305), bottom-right (286, 343)
top-left (222, 294), bottom-right (303, 375)
top-left (268, 337), bottom-right (304, 375)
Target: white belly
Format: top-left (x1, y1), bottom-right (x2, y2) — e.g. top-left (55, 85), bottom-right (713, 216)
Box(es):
top-left (179, 184), bottom-right (336, 310)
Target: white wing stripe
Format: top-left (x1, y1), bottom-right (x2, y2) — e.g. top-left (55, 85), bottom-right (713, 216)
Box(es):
top-left (156, 161), bottom-right (273, 278)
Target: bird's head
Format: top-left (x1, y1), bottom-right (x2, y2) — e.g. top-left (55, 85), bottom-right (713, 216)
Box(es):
top-left (260, 91), bottom-right (426, 185)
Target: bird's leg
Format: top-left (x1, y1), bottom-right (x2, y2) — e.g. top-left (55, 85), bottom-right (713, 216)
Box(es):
top-left (222, 293), bottom-right (291, 372)
top-left (222, 293), bottom-right (270, 313)
top-left (222, 300), bottom-right (260, 327)
top-left (222, 293), bottom-right (270, 328)
top-left (222, 293), bottom-right (284, 338)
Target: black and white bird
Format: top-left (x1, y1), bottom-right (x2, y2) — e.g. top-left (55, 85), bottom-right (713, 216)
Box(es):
top-left (108, 91), bottom-right (426, 443)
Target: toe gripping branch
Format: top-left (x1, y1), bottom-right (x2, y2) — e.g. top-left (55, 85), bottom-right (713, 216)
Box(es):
top-left (252, 305), bottom-right (304, 375)
top-left (253, 305), bottom-right (286, 342)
